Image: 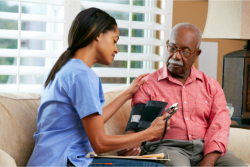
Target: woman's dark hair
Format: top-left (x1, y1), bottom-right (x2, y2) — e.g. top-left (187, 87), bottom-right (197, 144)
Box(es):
top-left (44, 8), bottom-right (117, 88)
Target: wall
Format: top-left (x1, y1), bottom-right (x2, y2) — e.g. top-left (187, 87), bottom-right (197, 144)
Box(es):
top-left (172, 0), bottom-right (246, 85)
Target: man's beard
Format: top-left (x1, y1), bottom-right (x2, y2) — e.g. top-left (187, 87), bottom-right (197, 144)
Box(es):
top-left (168, 58), bottom-right (183, 66)
top-left (167, 58), bottom-right (184, 78)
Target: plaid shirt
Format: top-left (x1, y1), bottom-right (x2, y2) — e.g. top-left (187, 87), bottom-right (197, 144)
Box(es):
top-left (132, 65), bottom-right (231, 156)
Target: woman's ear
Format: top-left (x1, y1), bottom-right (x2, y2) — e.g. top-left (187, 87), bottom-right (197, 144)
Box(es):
top-left (95, 36), bottom-right (99, 41)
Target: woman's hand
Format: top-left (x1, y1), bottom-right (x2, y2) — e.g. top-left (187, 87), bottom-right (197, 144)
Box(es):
top-left (149, 113), bottom-right (171, 139)
top-left (102, 73), bottom-right (149, 122)
top-left (117, 114), bottom-right (171, 156)
top-left (126, 73), bottom-right (149, 99)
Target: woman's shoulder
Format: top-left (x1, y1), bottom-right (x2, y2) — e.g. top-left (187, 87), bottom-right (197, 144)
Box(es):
top-left (61, 59), bottom-right (97, 79)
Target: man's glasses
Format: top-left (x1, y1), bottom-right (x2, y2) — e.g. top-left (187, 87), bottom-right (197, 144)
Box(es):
top-left (166, 40), bottom-right (199, 57)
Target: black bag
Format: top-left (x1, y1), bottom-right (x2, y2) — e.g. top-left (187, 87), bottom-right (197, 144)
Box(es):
top-left (125, 101), bottom-right (167, 132)
top-left (126, 101), bottom-right (178, 153)
top-left (137, 101), bottom-right (168, 132)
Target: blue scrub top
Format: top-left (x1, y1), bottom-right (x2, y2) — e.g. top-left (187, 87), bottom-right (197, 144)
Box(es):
top-left (27, 58), bottom-right (105, 166)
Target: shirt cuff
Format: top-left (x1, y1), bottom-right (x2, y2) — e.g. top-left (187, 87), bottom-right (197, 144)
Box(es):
top-left (204, 141), bottom-right (225, 156)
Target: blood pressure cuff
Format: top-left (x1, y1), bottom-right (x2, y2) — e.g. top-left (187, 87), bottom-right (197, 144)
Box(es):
top-left (125, 101), bottom-right (168, 132)
top-left (125, 103), bottom-right (145, 132)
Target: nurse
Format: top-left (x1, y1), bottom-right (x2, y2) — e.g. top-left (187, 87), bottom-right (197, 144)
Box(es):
top-left (27, 7), bottom-right (169, 167)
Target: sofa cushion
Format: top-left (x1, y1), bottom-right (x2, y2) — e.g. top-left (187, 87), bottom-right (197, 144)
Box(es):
top-left (0, 92), bottom-right (40, 166)
top-left (0, 149), bottom-right (16, 166)
top-left (228, 128), bottom-right (250, 165)
top-left (101, 85), bottom-right (131, 156)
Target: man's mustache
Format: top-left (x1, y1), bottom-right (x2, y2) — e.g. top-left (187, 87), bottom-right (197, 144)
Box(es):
top-left (168, 59), bottom-right (183, 66)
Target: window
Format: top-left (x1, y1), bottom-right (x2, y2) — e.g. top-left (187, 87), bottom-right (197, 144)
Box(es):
top-left (0, 0), bottom-right (173, 92)
top-left (0, 0), bottom-right (69, 92)
top-left (82, 0), bottom-right (173, 89)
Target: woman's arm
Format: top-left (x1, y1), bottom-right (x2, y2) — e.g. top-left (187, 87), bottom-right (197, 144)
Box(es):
top-left (102, 73), bottom-right (149, 123)
top-left (117, 131), bottom-right (142, 156)
top-left (102, 89), bottom-right (131, 123)
top-left (82, 112), bottom-right (169, 154)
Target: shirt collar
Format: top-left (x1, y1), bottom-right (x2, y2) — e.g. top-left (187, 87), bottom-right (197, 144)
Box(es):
top-left (157, 65), bottom-right (203, 82)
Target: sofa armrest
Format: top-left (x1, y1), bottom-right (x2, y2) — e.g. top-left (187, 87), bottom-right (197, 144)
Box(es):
top-left (0, 149), bottom-right (16, 166)
top-left (228, 128), bottom-right (250, 165)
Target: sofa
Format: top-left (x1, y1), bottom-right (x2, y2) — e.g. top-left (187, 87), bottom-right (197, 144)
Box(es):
top-left (0, 85), bottom-right (249, 166)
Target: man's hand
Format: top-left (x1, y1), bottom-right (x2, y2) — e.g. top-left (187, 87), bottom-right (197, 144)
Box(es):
top-left (117, 145), bottom-right (141, 156)
top-left (199, 152), bottom-right (221, 167)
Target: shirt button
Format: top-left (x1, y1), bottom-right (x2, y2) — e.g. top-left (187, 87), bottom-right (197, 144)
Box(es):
top-left (189, 135), bottom-right (191, 137)
top-left (186, 118), bottom-right (188, 120)
top-left (205, 101), bottom-right (208, 103)
top-left (183, 86), bottom-right (185, 88)
top-left (184, 101), bottom-right (187, 104)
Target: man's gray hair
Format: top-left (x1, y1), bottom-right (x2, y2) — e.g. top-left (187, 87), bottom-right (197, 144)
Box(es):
top-left (170, 23), bottom-right (202, 48)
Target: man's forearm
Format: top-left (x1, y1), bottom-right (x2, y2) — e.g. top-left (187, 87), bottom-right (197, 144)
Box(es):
top-left (199, 152), bottom-right (221, 167)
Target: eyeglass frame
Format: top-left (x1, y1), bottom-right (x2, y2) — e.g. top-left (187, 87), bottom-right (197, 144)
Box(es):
top-left (166, 40), bottom-right (200, 57)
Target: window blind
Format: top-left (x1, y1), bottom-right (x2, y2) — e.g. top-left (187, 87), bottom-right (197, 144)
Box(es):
top-left (0, 0), bottom-right (173, 92)
top-left (0, 0), bottom-right (73, 92)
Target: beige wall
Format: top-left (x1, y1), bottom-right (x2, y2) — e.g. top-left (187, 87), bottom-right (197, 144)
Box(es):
top-left (172, 0), bottom-right (246, 85)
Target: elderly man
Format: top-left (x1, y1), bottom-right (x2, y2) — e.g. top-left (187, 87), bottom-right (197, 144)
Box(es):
top-left (119, 23), bottom-right (247, 167)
